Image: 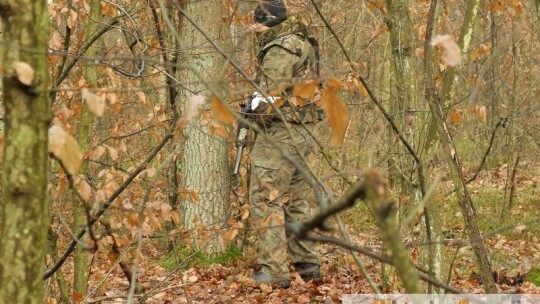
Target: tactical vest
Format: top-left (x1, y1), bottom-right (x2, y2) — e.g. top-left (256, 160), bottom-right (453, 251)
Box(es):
top-left (255, 31), bottom-right (321, 125)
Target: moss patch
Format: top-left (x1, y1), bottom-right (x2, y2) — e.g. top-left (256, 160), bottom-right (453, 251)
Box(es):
top-left (158, 244), bottom-right (243, 270)
top-left (526, 268), bottom-right (540, 286)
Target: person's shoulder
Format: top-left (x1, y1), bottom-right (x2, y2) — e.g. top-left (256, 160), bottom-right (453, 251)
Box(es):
top-left (262, 34), bottom-right (303, 55)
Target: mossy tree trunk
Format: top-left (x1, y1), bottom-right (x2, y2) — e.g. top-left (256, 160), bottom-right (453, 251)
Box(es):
top-left (72, 0), bottom-right (103, 300)
top-left (422, 0), bottom-right (498, 294)
top-left (0, 0), bottom-right (51, 302)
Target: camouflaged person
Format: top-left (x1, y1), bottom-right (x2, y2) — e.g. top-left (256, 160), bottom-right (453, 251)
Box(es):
top-left (247, 0), bottom-right (321, 289)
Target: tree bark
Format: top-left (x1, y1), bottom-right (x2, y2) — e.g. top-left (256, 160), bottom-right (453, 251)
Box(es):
top-left (178, 0), bottom-right (231, 256)
top-left (0, 0), bottom-right (51, 302)
top-left (72, 0), bottom-right (103, 299)
top-left (363, 169), bottom-right (423, 294)
top-left (422, 0), bottom-right (498, 293)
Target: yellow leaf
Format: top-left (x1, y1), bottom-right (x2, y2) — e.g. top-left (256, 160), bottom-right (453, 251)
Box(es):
top-left (475, 105), bottom-right (487, 123)
top-left (319, 84), bottom-right (350, 146)
top-left (12, 62), bottom-right (35, 86)
top-left (293, 80), bottom-right (318, 99)
top-left (81, 88), bottom-right (106, 116)
top-left (48, 125), bottom-right (83, 175)
top-left (210, 96), bottom-right (235, 125)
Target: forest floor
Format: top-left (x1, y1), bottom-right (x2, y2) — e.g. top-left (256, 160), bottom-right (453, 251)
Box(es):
top-left (53, 161), bottom-right (540, 304)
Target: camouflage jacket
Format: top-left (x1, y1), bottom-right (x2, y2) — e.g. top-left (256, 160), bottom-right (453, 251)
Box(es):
top-left (254, 18), bottom-right (320, 125)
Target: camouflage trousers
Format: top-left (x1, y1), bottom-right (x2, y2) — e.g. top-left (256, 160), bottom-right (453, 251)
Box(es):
top-left (249, 122), bottom-right (320, 280)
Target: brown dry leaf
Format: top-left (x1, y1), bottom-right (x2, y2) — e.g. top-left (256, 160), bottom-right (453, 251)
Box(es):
top-left (223, 229), bottom-right (239, 241)
top-left (431, 35), bottom-right (461, 67)
top-left (127, 213), bottom-right (139, 227)
top-left (475, 105), bottom-right (487, 123)
top-left (147, 210), bottom-right (162, 230)
top-left (81, 88), bottom-right (106, 117)
top-left (319, 82), bottom-right (350, 146)
top-left (67, 9), bottom-right (78, 29)
top-left (471, 44), bottom-right (491, 61)
top-left (72, 291), bottom-right (83, 304)
top-left (12, 62), bottom-right (35, 86)
top-left (48, 125), bottom-right (83, 175)
top-left (241, 207), bottom-right (250, 220)
top-left (293, 80), bottom-right (318, 99)
top-left (103, 144), bottom-right (118, 161)
top-left (79, 179), bottom-right (92, 201)
top-left (177, 94), bottom-right (205, 130)
top-left (210, 96), bottom-right (235, 125)
top-left (449, 109), bottom-right (463, 126)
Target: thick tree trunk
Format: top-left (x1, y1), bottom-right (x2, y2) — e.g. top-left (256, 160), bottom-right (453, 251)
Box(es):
top-left (178, 0), bottom-right (231, 256)
top-left (0, 0), bottom-right (51, 302)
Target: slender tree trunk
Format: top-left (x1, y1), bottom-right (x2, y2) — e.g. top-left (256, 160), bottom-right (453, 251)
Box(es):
top-left (422, 0), bottom-right (498, 293)
top-left (0, 0), bottom-right (51, 302)
top-left (532, 0), bottom-right (540, 42)
top-left (385, 0), bottom-right (441, 290)
top-left (72, 0), bottom-right (103, 300)
top-left (178, 0), bottom-right (231, 256)
top-left (364, 170), bottom-right (423, 294)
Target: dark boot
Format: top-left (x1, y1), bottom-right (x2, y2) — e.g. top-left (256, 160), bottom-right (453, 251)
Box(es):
top-left (294, 263), bottom-right (321, 281)
top-left (253, 271), bottom-right (291, 288)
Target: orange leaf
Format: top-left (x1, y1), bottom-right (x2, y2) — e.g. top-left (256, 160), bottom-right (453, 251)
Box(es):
top-left (319, 85), bottom-right (350, 146)
top-left (210, 96), bottom-right (235, 125)
top-left (357, 80), bottom-right (368, 97)
top-left (449, 109), bottom-right (463, 126)
top-left (326, 77), bottom-right (342, 89)
top-left (190, 190), bottom-right (201, 202)
top-left (293, 80), bottom-right (318, 99)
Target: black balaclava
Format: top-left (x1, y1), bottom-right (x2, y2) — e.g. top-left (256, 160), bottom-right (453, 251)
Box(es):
top-left (254, 0), bottom-right (287, 27)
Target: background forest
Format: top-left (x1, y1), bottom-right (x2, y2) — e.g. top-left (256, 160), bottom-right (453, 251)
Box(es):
top-left (0, 0), bottom-right (539, 303)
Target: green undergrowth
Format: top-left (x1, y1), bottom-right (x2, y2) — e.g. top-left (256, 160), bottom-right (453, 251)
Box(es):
top-left (158, 244), bottom-right (243, 270)
top-left (527, 268), bottom-right (540, 286)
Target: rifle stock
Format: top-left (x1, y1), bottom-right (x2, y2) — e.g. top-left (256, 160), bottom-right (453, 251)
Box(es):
top-left (233, 101), bottom-right (252, 175)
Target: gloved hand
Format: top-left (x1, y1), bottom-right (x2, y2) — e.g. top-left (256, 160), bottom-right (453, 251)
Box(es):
top-left (250, 92), bottom-right (277, 110)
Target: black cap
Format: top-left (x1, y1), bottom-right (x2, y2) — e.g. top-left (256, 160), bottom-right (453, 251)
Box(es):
top-left (254, 0), bottom-right (287, 27)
